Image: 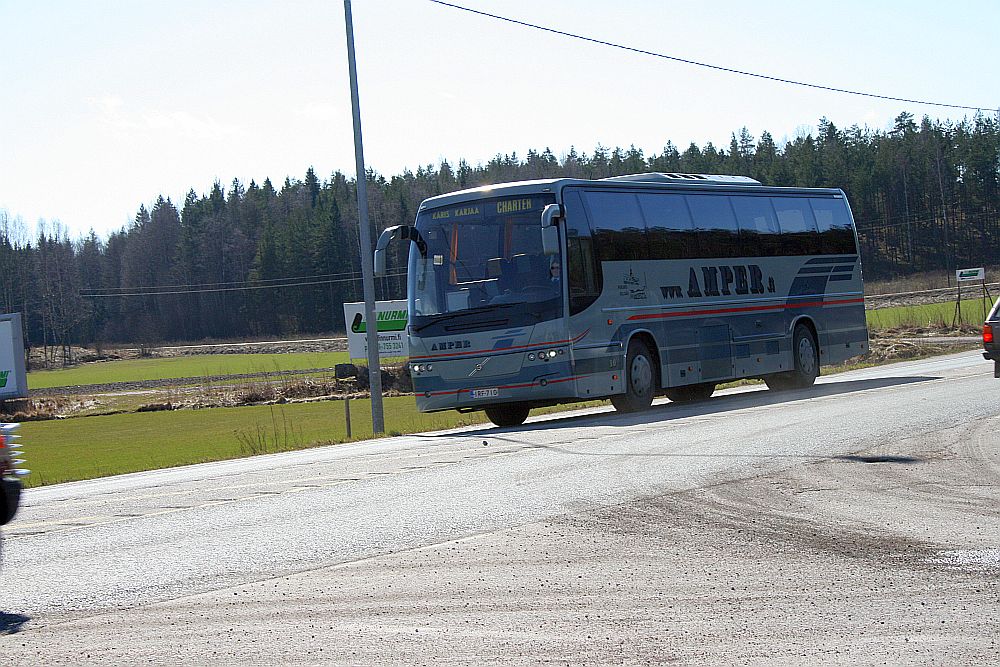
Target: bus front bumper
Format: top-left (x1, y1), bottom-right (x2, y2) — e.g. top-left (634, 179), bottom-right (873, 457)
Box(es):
top-left (413, 367), bottom-right (579, 413)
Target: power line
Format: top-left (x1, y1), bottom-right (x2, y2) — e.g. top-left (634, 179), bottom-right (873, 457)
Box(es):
top-left (427, 0), bottom-right (996, 113)
top-left (82, 269), bottom-right (367, 294)
top-left (81, 271), bottom-right (407, 298)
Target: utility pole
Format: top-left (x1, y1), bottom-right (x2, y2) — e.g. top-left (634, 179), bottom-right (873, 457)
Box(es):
top-left (343, 0), bottom-right (384, 434)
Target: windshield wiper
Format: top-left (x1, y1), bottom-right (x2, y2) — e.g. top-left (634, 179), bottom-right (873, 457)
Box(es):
top-left (412, 303), bottom-right (519, 333)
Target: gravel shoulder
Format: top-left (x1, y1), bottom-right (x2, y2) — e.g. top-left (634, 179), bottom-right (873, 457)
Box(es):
top-left (6, 396), bottom-right (998, 665)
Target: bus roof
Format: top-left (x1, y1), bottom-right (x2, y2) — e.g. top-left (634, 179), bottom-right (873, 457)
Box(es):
top-left (416, 173), bottom-right (845, 212)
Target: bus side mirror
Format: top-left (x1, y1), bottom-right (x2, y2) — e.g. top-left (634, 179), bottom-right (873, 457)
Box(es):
top-left (541, 204), bottom-right (561, 256)
top-left (374, 247), bottom-right (388, 277)
top-left (542, 226), bottom-right (559, 256)
top-left (373, 225), bottom-right (425, 277)
top-left (373, 226), bottom-right (399, 277)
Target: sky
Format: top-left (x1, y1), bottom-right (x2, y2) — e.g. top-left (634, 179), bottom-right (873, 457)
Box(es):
top-left (2, 0), bottom-right (998, 239)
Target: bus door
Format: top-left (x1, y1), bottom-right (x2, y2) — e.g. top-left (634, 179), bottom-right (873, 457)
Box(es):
top-left (561, 189), bottom-right (612, 399)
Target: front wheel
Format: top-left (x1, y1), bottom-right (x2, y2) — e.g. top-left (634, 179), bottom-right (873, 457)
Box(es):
top-left (765, 324), bottom-right (819, 391)
top-left (611, 340), bottom-right (656, 413)
top-left (484, 403), bottom-right (530, 428)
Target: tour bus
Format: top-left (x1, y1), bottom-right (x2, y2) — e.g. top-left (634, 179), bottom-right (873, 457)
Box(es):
top-left (375, 172), bottom-right (868, 427)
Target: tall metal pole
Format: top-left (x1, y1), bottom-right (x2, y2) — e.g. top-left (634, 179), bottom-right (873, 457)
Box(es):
top-left (343, 0), bottom-right (384, 434)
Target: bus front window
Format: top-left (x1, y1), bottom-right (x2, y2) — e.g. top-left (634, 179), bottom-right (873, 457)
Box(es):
top-left (408, 194), bottom-right (561, 333)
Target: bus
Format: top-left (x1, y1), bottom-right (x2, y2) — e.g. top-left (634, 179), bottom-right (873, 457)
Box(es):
top-left (375, 172), bottom-right (868, 427)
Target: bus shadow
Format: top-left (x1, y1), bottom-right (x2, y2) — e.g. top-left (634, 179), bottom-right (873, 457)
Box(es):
top-left (420, 375), bottom-right (938, 438)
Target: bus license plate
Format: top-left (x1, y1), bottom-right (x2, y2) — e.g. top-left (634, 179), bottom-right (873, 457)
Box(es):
top-left (471, 388), bottom-right (499, 399)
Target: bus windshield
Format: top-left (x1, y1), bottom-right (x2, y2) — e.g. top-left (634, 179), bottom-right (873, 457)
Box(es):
top-left (409, 194), bottom-right (560, 331)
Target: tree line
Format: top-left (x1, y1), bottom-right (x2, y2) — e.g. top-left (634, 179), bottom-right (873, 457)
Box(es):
top-left (1, 111), bottom-right (997, 359)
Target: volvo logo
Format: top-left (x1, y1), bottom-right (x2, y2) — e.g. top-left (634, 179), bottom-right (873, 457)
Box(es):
top-left (468, 357), bottom-right (492, 377)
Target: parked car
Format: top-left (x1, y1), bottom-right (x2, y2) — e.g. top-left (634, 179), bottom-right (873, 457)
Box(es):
top-left (0, 423), bottom-right (26, 525)
top-left (984, 298), bottom-right (1000, 379)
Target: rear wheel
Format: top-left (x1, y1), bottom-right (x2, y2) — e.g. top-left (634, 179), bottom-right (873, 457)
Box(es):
top-left (765, 324), bottom-right (819, 391)
top-left (665, 382), bottom-right (716, 403)
top-left (611, 340), bottom-right (656, 413)
top-left (484, 403), bottom-right (530, 427)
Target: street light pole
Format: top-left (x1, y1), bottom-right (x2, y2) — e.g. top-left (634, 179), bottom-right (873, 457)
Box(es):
top-left (343, 0), bottom-right (384, 434)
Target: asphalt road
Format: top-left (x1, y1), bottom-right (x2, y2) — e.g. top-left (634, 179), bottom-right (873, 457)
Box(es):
top-left (1, 350), bottom-right (998, 664)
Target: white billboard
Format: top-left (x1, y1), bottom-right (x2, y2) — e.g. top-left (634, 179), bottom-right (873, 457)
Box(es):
top-left (0, 313), bottom-right (27, 399)
top-left (343, 300), bottom-right (409, 360)
top-left (956, 267), bottom-right (985, 283)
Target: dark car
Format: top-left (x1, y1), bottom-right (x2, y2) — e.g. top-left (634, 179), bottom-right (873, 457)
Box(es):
top-left (984, 298), bottom-right (1000, 379)
top-left (0, 423), bottom-right (26, 525)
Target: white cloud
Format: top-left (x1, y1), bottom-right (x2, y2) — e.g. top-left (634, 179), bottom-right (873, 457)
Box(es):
top-left (141, 110), bottom-right (242, 140)
top-left (86, 95), bottom-right (241, 140)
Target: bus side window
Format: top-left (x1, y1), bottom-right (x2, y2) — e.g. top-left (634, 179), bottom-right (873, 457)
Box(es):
top-left (809, 198), bottom-right (858, 254)
top-left (771, 197), bottom-right (821, 255)
top-left (582, 191), bottom-right (649, 261)
top-left (686, 194), bottom-right (741, 259)
top-left (563, 190), bottom-right (601, 315)
top-left (732, 195), bottom-right (781, 257)
top-left (637, 193), bottom-right (697, 260)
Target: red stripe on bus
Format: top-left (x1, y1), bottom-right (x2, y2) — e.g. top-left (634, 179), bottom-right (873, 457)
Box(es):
top-left (626, 298), bottom-right (865, 321)
top-left (426, 375), bottom-right (581, 397)
top-left (411, 329), bottom-right (590, 361)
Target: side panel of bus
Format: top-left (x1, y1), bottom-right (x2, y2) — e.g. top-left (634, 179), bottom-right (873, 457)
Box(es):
top-left (561, 185), bottom-right (867, 394)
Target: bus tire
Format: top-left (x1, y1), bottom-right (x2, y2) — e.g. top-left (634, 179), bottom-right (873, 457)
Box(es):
top-left (484, 403), bottom-right (530, 428)
top-left (765, 324), bottom-right (819, 390)
top-left (611, 340), bottom-right (656, 413)
top-left (665, 382), bottom-right (715, 403)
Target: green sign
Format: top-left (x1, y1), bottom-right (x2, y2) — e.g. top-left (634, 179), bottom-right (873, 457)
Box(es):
top-left (350, 309), bottom-right (408, 334)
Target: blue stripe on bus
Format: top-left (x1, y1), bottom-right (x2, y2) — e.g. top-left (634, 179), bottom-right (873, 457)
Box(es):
top-left (626, 297), bottom-right (865, 321)
top-left (411, 329), bottom-right (590, 360)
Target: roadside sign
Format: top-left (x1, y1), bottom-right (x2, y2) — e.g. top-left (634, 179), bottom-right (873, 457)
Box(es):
top-left (343, 300), bottom-right (408, 360)
top-left (0, 313), bottom-right (28, 399)
top-left (956, 267), bottom-right (985, 282)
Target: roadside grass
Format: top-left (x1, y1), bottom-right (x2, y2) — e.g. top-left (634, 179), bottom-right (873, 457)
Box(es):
top-left (20, 396), bottom-right (490, 487)
top-left (27, 352), bottom-right (353, 389)
top-left (866, 297), bottom-right (993, 330)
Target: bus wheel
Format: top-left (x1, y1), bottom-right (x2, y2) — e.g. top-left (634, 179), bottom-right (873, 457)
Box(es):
top-left (484, 403), bottom-right (530, 427)
top-left (665, 382), bottom-right (715, 403)
top-left (765, 324), bottom-right (819, 390)
top-left (611, 340), bottom-right (656, 413)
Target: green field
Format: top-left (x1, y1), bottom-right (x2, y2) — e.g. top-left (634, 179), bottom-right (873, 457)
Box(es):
top-left (28, 351), bottom-right (352, 389)
top-left (865, 297), bottom-right (994, 330)
top-left (19, 396), bottom-right (489, 487)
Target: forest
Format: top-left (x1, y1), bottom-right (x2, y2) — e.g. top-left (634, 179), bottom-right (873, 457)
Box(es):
top-left (1, 111), bottom-right (998, 355)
